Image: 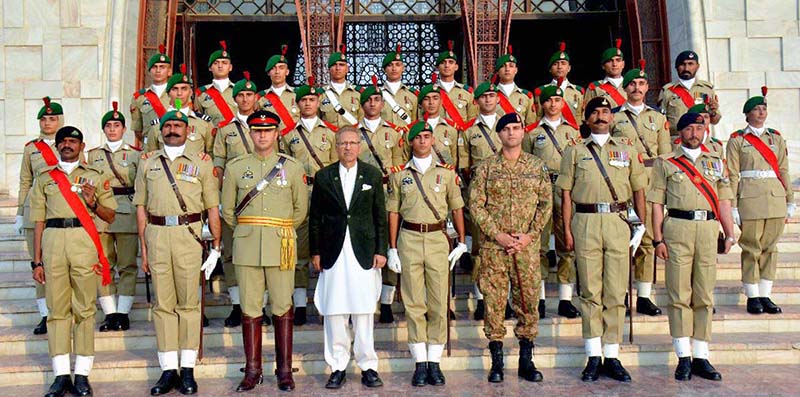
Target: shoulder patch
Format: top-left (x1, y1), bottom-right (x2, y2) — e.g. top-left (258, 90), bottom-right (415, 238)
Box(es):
top-left (389, 164), bottom-right (406, 174)
top-left (141, 151), bottom-right (154, 160)
top-left (437, 162), bottom-right (456, 171)
top-left (257, 90), bottom-right (266, 96)
top-left (465, 85), bottom-right (473, 93)
top-left (198, 152), bottom-right (211, 161)
top-left (768, 128), bottom-right (781, 135)
top-left (199, 85), bottom-right (208, 93)
top-left (730, 130), bottom-right (744, 139)
top-left (525, 90), bottom-right (533, 99)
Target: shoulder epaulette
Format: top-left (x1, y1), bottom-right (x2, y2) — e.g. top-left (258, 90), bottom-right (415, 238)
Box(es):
top-left (129, 145), bottom-right (142, 152)
top-left (141, 151), bottom-right (154, 160)
top-left (525, 90), bottom-right (533, 99)
top-left (465, 85), bottom-right (473, 93)
top-left (525, 121), bottom-right (540, 132)
top-left (576, 85), bottom-right (585, 94)
top-left (696, 80), bottom-right (714, 89)
top-left (611, 106), bottom-right (623, 114)
top-left (321, 120), bottom-right (339, 132)
top-left (673, 136), bottom-right (681, 144)
top-left (25, 138), bottom-right (41, 147)
top-left (436, 162), bottom-right (455, 171)
top-left (198, 152), bottom-right (211, 161)
top-left (710, 137), bottom-right (722, 144)
top-left (277, 152), bottom-right (296, 163)
top-left (389, 164), bottom-right (406, 174)
top-left (257, 89), bottom-right (267, 97)
top-left (443, 118), bottom-right (459, 129)
top-left (199, 85), bottom-right (209, 93)
top-left (730, 130), bottom-right (745, 139)
top-left (383, 120), bottom-right (407, 133)
top-left (133, 88), bottom-right (146, 99)
top-left (768, 128), bottom-right (781, 135)
top-left (588, 81), bottom-right (599, 90)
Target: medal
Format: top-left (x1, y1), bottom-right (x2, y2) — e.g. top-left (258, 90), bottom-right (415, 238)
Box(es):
top-left (435, 174), bottom-right (442, 192)
top-left (292, 107), bottom-right (298, 114)
top-left (71, 184), bottom-right (80, 193)
top-left (443, 138), bottom-right (450, 146)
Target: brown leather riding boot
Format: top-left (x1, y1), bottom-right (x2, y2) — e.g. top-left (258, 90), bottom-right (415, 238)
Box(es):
top-left (273, 308), bottom-right (295, 391)
top-left (236, 316), bottom-right (263, 392)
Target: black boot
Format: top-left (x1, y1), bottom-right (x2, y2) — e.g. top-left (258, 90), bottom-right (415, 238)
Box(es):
top-left (691, 358), bottom-right (722, 381)
top-left (636, 297), bottom-right (662, 316)
top-left (225, 304), bottom-right (242, 327)
top-left (581, 356), bottom-right (601, 382)
top-left (518, 339), bottom-right (543, 382)
top-left (33, 316), bottom-right (48, 335)
top-left (427, 362), bottom-right (446, 386)
top-left (411, 362), bottom-right (428, 387)
top-left (44, 375), bottom-right (74, 397)
top-left (179, 367), bottom-right (198, 394)
top-left (558, 300), bottom-right (581, 318)
top-left (504, 304), bottom-right (514, 320)
top-left (73, 374), bottom-right (93, 396)
top-left (150, 370), bottom-right (180, 395)
top-left (760, 297), bottom-right (782, 314)
top-left (487, 341), bottom-right (504, 383)
top-left (116, 313), bottom-right (130, 330)
top-left (293, 307), bottom-right (307, 326)
top-left (474, 299), bottom-right (485, 320)
top-left (538, 299), bottom-right (546, 319)
top-left (379, 303), bottom-right (394, 324)
top-left (602, 358), bottom-right (631, 382)
top-left (746, 297), bottom-right (764, 314)
top-left (262, 308), bottom-right (271, 325)
top-left (674, 357), bottom-right (692, 381)
top-left (98, 313), bottom-right (118, 332)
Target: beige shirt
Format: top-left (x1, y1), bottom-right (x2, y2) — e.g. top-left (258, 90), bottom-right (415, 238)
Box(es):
top-left (87, 143), bottom-right (141, 233)
top-left (29, 163), bottom-right (117, 222)
top-left (387, 160), bottom-right (464, 223)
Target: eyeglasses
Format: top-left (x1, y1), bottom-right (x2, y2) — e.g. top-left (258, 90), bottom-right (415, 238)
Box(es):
top-left (336, 141), bottom-right (360, 147)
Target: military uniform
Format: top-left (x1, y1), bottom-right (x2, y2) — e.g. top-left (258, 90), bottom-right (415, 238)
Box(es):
top-left (358, 119), bottom-right (405, 175)
top-left (405, 118), bottom-right (459, 166)
top-left (435, 82), bottom-right (477, 127)
top-left (584, 78), bottom-right (627, 109)
top-left (257, 86), bottom-right (299, 132)
top-left (534, 81), bottom-right (585, 125)
top-left (496, 84), bottom-right (536, 125)
top-left (145, 109), bottom-right (215, 154)
top-left (659, 80), bottom-right (718, 136)
top-left (320, 82), bottom-right (363, 128)
top-left (460, 114), bottom-right (500, 171)
top-left (131, 88), bottom-right (171, 135)
top-left (672, 135), bottom-right (725, 157)
top-left (197, 41), bottom-right (238, 126)
top-left (381, 82), bottom-right (417, 128)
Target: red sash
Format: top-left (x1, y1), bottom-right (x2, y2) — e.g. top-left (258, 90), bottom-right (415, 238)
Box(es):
top-left (33, 141), bottom-right (58, 166)
top-left (667, 156), bottom-right (720, 218)
top-left (667, 85), bottom-right (695, 109)
top-left (47, 169), bottom-right (112, 285)
top-left (742, 133), bottom-right (786, 188)
top-left (143, 91), bottom-right (168, 119)
top-left (560, 104), bottom-right (579, 130)
top-left (598, 82), bottom-right (626, 106)
top-left (264, 92), bottom-right (297, 135)
top-left (204, 86), bottom-right (235, 122)
top-left (498, 93), bottom-right (516, 115)
top-left (439, 89), bottom-right (467, 131)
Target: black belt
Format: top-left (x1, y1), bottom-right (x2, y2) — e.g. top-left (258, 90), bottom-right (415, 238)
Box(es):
top-left (402, 221), bottom-right (445, 233)
top-left (148, 213), bottom-right (203, 226)
top-left (112, 186), bottom-right (135, 195)
top-left (668, 209), bottom-right (717, 221)
top-left (575, 202), bottom-right (628, 213)
top-left (46, 218), bottom-right (82, 228)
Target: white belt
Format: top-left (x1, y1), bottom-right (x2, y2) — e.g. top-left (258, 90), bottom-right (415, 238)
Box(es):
top-left (740, 170), bottom-right (777, 179)
top-left (381, 90), bottom-right (411, 123)
top-left (324, 89), bottom-right (359, 125)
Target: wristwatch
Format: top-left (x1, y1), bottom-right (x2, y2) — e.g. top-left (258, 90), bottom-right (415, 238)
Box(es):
top-left (652, 240), bottom-right (664, 248)
top-left (725, 236), bottom-right (736, 243)
top-left (30, 261), bottom-right (43, 270)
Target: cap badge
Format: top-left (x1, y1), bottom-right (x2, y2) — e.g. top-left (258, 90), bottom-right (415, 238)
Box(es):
top-left (160, 56), bottom-right (166, 62)
top-left (222, 51), bottom-right (228, 57)
top-left (560, 53), bottom-right (566, 59)
top-left (245, 82), bottom-right (252, 88)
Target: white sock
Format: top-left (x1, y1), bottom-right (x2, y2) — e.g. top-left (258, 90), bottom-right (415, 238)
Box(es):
top-left (549, 234), bottom-right (556, 251)
top-left (380, 285), bottom-right (396, 305)
top-left (427, 344), bottom-right (445, 363)
top-left (180, 349), bottom-right (198, 368)
top-left (228, 286), bottom-right (240, 305)
top-left (603, 343), bottom-right (619, 359)
top-left (158, 351), bottom-right (179, 371)
top-left (74, 355), bottom-right (94, 376)
top-left (692, 339), bottom-right (709, 360)
top-left (584, 337), bottom-right (601, 357)
top-left (559, 283), bottom-right (573, 301)
top-left (474, 284), bottom-right (484, 300)
top-left (98, 295), bottom-right (117, 315)
top-left (637, 282), bottom-right (652, 299)
top-left (743, 283), bottom-right (760, 298)
top-left (117, 295), bottom-right (134, 314)
top-left (758, 279), bottom-right (773, 298)
top-left (293, 288), bottom-right (307, 308)
top-left (408, 342), bottom-right (427, 363)
top-left (52, 354), bottom-right (70, 376)
top-left (673, 337), bottom-right (691, 358)
top-left (37, 297), bottom-right (49, 317)
top-left (263, 291), bottom-right (269, 307)
top-left (540, 280), bottom-right (546, 300)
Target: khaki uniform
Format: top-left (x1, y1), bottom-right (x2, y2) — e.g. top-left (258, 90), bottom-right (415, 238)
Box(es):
top-left (381, 83), bottom-right (417, 128)
top-left (658, 80), bottom-right (718, 136)
top-left (145, 110), bottom-right (215, 155)
top-left (496, 85), bottom-right (537, 125)
top-left (533, 80), bottom-right (585, 125)
top-left (29, 163), bottom-right (117, 357)
top-left (87, 144), bottom-right (141, 297)
top-left (469, 152), bottom-right (551, 340)
top-left (320, 83), bottom-right (363, 128)
top-left (523, 120), bottom-right (580, 285)
top-left (404, 119), bottom-right (459, 167)
top-left (432, 82), bottom-right (478, 123)
top-left (257, 86), bottom-right (300, 132)
top-left (387, 161), bottom-right (464, 344)
top-left (196, 82), bottom-right (238, 127)
top-left (556, 136), bottom-right (647, 343)
top-left (612, 104), bottom-right (672, 285)
top-left (672, 136), bottom-right (725, 158)
top-left (584, 79), bottom-right (627, 109)
top-left (221, 152), bottom-right (309, 317)
top-left (648, 148), bottom-right (732, 341)
top-left (130, 87), bottom-right (171, 134)
top-left (280, 120), bottom-right (338, 290)
top-left (726, 127), bottom-right (792, 284)
top-left (133, 150), bottom-right (219, 352)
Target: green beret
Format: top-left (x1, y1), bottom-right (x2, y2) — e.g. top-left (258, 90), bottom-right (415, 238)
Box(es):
top-left (548, 42), bottom-right (570, 67)
top-left (160, 99), bottom-right (189, 129)
top-left (743, 86), bottom-right (769, 114)
top-left (328, 46), bottom-right (348, 68)
top-left (382, 44), bottom-right (404, 68)
top-left (101, 102), bottom-right (126, 128)
top-left (622, 59), bottom-right (648, 88)
top-left (601, 38), bottom-right (623, 64)
top-left (148, 44), bottom-right (171, 70)
top-left (436, 40), bottom-right (457, 65)
top-left (208, 40), bottom-right (231, 68)
top-left (473, 81), bottom-right (496, 98)
top-left (687, 103), bottom-right (709, 114)
top-left (417, 83), bottom-right (439, 104)
top-left (232, 71), bottom-right (257, 97)
top-left (266, 44), bottom-right (289, 72)
top-left (294, 78), bottom-right (323, 103)
top-left (360, 77), bottom-right (382, 105)
top-left (539, 85), bottom-right (563, 103)
top-left (495, 46), bottom-right (517, 71)
top-left (37, 96), bottom-right (63, 119)
top-left (407, 121), bottom-right (433, 142)
top-left (166, 64), bottom-right (193, 92)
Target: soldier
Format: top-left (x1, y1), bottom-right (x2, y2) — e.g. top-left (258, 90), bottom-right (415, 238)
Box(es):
top-left (433, 40), bottom-right (477, 129)
top-left (88, 103), bottom-right (141, 332)
top-left (257, 44), bottom-right (300, 133)
top-left (386, 122), bottom-right (467, 387)
top-left (281, 79), bottom-right (339, 325)
top-left (470, 112), bottom-right (551, 383)
top-left (30, 126), bottom-right (117, 397)
top-left (522, 82), bottom-right (581, 319)
top-left (584, 39), bottom-right (627, 109)
top-left (135, 108), bottom-right (222, 396)
top-left (221, 110), bottom-right (308, 392)
top-left (413, 78), bottom-right (459, 167)
top-left (533, 42), bottom-right (585, 126)
top-left (611, 60), bottom-right (671, 316)
top-left (494, 47), bottom-right (536, 125)
top-left (145, 65), bottom-right (215, 155)
top-left (196, 40), bottom-right (238, 126)
top-left (15, 97), bottom-right (66, 335)
top-left (557, 97), bottom-right (647, 382)
top-left (649, 112), bottom-right (735, 382)
top-left (726, 87), bottom-right (793, 315)
top-left (130, 45), bottom-right (172, 145)
top-left (357, 77), bottom-right (405, 323)
top-left (320, 46), bottom-right (363, 128)
top-left (671, 102), bottom-right (725, 157)
top-left (381, 45), bottom-right (417, 128)
top-left (658, 50), bottom-right (721, 136)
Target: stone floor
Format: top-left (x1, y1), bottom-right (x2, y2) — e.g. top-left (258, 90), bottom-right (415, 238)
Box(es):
top-left (7, 365), bottom-right (800, 396)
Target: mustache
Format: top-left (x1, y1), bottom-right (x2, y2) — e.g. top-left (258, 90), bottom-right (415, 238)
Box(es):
top-left (594, 120), bottom-right (608, 124)
top-left (165, 133), bottom-right (181, 138)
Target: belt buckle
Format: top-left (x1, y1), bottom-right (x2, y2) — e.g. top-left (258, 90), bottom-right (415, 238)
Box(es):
top-left (164, 215), bottom-right (179, 226)
top-left (65, 219), bottom-right (76, 227)
top-left (758, 170), bottom-right (769, 178)
top-left (597, 203), bottom-right (611, 213)
top-left (693, 210), bottom-right (708, 221)
top-left (420, 223), bottom-right (429, 233)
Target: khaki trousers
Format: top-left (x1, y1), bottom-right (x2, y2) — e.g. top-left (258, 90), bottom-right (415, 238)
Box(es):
top-left (26, 229), bottom-right (47, 299)
top-left (739, 218), bottom-right (784, 283)
top-left (97, 233), bottom-right (139, 297)
top-left (236, 265), bottom-right (294, 317)
top-left (399, 229), bottom-right (450, 344)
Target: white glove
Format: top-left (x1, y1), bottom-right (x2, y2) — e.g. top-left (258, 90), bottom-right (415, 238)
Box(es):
top-left (448, 242), bottom-right (468, 271)
top-left (629, 224), bottom-right (646, 254)
top-left (13, 215), bottom-right (24, 236)
top-left (732, 207), bottom-right (741, 226)
top-left (787, 203), bottom-right (796, 219)
top-left (387, 248), bottom-right (402, 274)
top-left (201, 247), bottom-right (221, 280)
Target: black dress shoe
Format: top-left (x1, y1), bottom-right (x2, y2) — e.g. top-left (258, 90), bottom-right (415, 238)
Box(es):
top-left (150, 370), bottom-right (180, 396)
top-left (504, 304), bottom-right (514, 320)
top-left (602, 358), bottom-right (631, 382)
top-left (411, 362), bottom-right (428, 386)
top-left (73, 374), bottom-right (93, 396)
top-left (293, 307), bottom-right (307, 326)
top-left (427, 362), bottom-right (446, 386)
top-left (261, 308), bottom-right (271, 325)
top-left (325, 370), bottom-right (346, 389)
top-left (581, 356), bottom-right (601, 382)
top-left (760, 297), bottom-right (782, 314)
top-left (202, 315), bottom-right (209, 327)
top-left (379, 304), bottom-right (394, 323)
top-left (361, 369), bottom-right (383, 387)
top-left (558, 300), bottom-right (581, 318)
top-left (474, 299), bottom-right (485, 320)
top-left (179, 367), bottom-right (198, 394)
top-left (224, 304), bottom-right (242, 327)
top-left (45, 375), bottom-right (74, 397)
top-left (538, 300), bottom-right (546, 319)
top-left (747, 297), bottom-right (764, 314)
top-left (116, 313), bottom-right (130, 330)
top-left (98, 313), bottom-right (118, 332)
top-left (33, 316), bottom-right (48, 335)
top-left (675, 357), bottom-right (692, 381)
top-left (636, 297), bottom-right (662, 316)
top-left (691, 358), bottom-right (722, 381)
